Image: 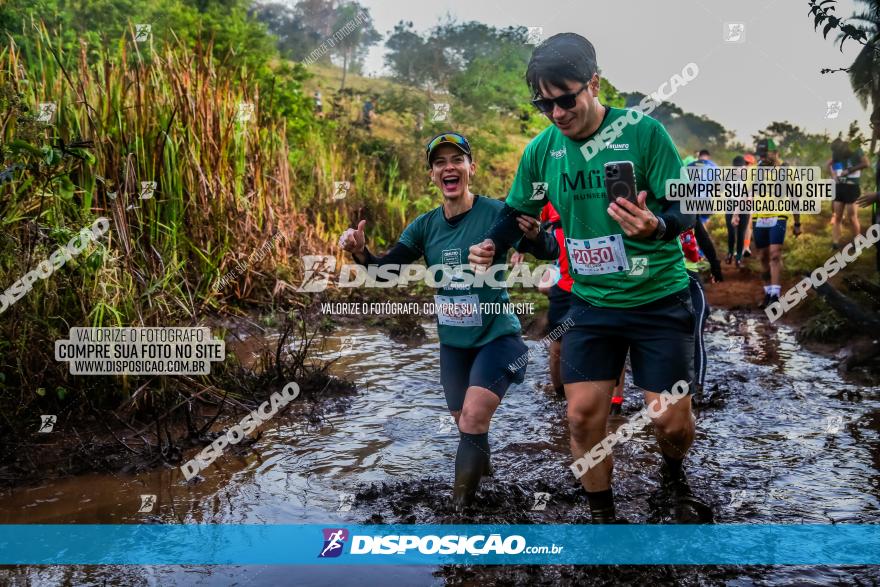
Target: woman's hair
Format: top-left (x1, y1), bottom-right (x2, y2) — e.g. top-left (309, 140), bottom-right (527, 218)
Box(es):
top-left (831, 138), bottom-right (851, 161)
top-left (526, 33), bottom-right (598, 97)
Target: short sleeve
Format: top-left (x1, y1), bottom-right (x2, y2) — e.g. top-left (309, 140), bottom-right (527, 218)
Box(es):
top-left (505, 142), bottom-right (546, 216)
top-left (645, 121), bottom-right (685, 201)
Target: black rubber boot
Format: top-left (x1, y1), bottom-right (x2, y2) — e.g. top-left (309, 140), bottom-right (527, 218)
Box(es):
top-left (453, 431), bottom-right (489, 509)
top-left (660, 462), bottom-right (714, 524)
top-left (586, 488), bottom-right (628, 524)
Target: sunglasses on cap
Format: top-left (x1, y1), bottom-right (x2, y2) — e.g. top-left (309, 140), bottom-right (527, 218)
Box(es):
top-left (531, 83), bottom-right (589, 114)
top-left (425, 133), bottom-right (472, 166)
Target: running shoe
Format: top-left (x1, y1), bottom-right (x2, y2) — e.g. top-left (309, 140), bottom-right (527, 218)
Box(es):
top-left (759, 293), bottom-right (780, 309)
top-left (743, 247), bottom-right (752, 258)
top-left (725, 253), bottom-right (733, 265)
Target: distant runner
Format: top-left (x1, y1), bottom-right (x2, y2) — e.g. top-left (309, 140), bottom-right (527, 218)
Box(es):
top-left (742, 152), bottom-right (757, 257)
top-left (725, 155), bottom-right (749, 267)
top-left (688, 149), bottom-right (719, 227)
top-left (469, 33), bottom-right (707, 523)
top-left (361, 97), bottom-right (376, 131)
top-left (753, 138), bottom-right (800, 309)
top-left (339, 132), bottom-right (558, 509)
top-left (828, 138), bottom-right (868, 249)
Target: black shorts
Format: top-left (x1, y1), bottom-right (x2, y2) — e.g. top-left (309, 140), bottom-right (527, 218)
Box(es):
top-left (834, 182), bottom-right (860, 204)
top-left (546, 284), bottom-right (572, 333)
top-left (561, 288), bottom-right (695, 393)
top-left (753, 218), bottom-right (787, 249)
top-left (439, 334), bottom-right (528, 411)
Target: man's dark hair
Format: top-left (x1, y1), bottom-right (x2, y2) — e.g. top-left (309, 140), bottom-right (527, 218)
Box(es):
top-left (526, 33), bottom-right (598, 97)
top-left (699, 149), bottom-right (711, 157)
top-left (732, 155), bottom-right (746, 166)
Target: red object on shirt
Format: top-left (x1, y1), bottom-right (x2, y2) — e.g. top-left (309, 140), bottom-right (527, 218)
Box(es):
top-left (540, 203), bottom-right (573, 292)
top-left (679, 229), bottom-right (701, 263)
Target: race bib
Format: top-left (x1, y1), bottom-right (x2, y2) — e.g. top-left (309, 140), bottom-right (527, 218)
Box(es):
top-left (434, 294), bottom-right (481, 327)
top-left (566, 234), bottom-right (629, 276)
top-left (755, 217), bottom-right (778, 228)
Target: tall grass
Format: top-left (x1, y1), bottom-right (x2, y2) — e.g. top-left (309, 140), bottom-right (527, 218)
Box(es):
top-left (0, 19), bottom-right (444, 420)
top-left (0, 23), bottom-right (306, 417)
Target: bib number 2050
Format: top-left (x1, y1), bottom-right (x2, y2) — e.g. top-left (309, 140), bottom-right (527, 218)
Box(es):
top-left (566, 234), bottom-right (630, 276)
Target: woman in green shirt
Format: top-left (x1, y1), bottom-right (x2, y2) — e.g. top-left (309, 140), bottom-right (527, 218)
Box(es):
top-left (339, 132), bottom-right (559, 508)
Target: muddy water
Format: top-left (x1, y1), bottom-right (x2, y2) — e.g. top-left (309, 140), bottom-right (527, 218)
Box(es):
top-left (2, 309), bottom-right (879, 585)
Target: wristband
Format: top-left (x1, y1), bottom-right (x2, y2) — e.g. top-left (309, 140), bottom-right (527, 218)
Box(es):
top-left (650, 215), bottom-right (667, 241)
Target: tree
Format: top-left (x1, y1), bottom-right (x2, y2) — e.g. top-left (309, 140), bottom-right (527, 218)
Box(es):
top-left (621, 92), bottom-right (732, 152)
top-left (330, 2), bottom-right (380, 90)
top-left (252, 2), bottom-right (322, 61)
top-left (843, 2), bottom-right (880, 154)
top-left (294, 0), bottom-right (337, 38)
top-left (385, 20), bottom-right (531, 108)
top-left (753, 121), bottom-right (831, 165)
top-left (808, 0), bottom-right (880, 153)
top-left (384, 21), bottom-right (430, 87)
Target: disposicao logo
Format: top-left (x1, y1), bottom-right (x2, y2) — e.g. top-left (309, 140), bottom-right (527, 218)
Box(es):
top-left (319, 528), bottom-right (348, 558)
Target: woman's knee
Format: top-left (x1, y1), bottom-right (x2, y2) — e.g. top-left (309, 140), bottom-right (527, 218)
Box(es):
top-left (458, 403), bottom-right (493, 433)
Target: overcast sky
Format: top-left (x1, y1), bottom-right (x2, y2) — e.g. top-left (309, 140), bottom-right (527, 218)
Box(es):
top-left (354, 0), bottom-right (872, 146)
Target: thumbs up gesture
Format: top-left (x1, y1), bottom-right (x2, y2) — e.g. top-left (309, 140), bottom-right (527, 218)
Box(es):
top-left (339, 219), bottom-right (367, 254)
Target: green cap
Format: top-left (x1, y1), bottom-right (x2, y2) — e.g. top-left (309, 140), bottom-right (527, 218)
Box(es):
top-left (757, 138), bottom-right (778, 152)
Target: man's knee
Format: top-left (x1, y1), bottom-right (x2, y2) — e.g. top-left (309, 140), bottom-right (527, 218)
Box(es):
top-left (567, 403), bottom-right (605, 439)
top-left (651, 400), bottom-right (693, 438)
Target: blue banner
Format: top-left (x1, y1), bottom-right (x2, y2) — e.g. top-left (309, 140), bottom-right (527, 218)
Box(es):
top-left (1, 525), bottom-right (878, 565)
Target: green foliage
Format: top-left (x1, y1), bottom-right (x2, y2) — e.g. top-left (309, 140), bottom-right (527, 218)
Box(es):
top-left (331, 2), bottom-right (381, 79)
top-left (252, 2), bottom-right (324, 61)
top-left (255, 0), bottom-right (381, 82)
top-left (808, 0), bottom-right (880, 153)
top-left (798, 298), bottom-right (849, 342)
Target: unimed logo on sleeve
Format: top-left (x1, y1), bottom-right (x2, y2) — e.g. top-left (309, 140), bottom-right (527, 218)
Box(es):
top-left (318, 528), bottom-right (348, 558)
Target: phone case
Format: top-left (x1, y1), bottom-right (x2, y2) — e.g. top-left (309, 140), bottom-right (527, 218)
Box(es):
top-left (605, 161), bottom-right (638, 204)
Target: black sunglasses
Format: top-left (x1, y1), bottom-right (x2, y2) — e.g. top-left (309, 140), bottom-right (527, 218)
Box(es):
top-left (531, 83), bottom-right (589, 113)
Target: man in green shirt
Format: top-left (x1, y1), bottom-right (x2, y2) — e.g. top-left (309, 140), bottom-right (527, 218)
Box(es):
top-left (469, 33), bottom-right (706, 523)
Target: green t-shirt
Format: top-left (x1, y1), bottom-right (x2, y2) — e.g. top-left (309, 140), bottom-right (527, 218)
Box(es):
top-left (505, 107), bottom-right (689, 308)
top-left (399, 195), bottom-right (521, 348)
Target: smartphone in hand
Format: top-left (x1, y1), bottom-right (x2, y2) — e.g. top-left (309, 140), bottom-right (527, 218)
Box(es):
top-left (604, 161), bottom-right (638, 204)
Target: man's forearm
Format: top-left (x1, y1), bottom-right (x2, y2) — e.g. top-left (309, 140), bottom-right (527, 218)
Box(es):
top-left (515, 228), bottom-right (560, 260)
top-left (486, 204), bottom-right (536, 251)
top-left (658, 201), bottom-right (696, 241)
